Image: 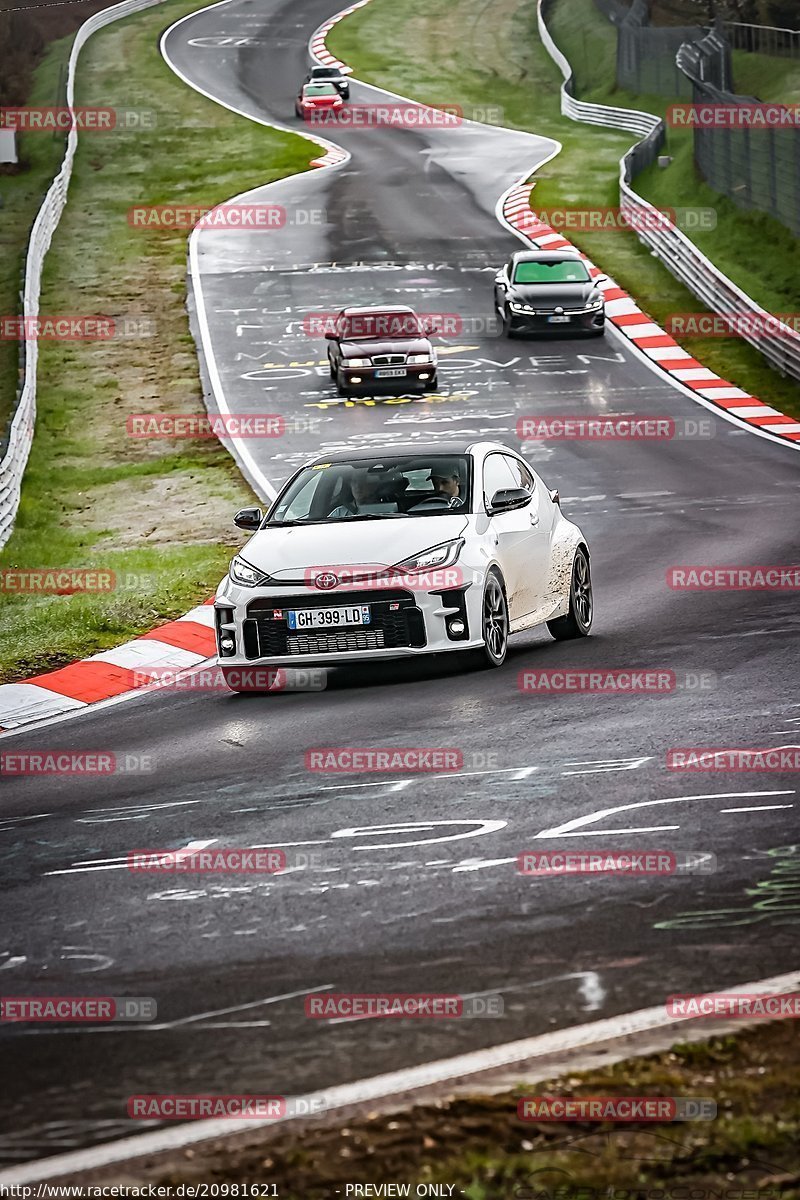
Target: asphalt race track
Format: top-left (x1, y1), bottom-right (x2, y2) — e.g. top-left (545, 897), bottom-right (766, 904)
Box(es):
top-left (1, 0), bottom-right (799, 1169)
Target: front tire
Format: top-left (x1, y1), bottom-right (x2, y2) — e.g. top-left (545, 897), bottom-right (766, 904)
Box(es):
top-left (547, 547), bottom-right (593, 640)
top-left (502, 306), bottom-right (517, 338)
top-left (336, 370), bottom-right (350, 398)
top-left (478, 570), bottom-right (509, 667)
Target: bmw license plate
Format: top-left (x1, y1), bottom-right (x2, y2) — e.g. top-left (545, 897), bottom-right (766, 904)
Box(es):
top-left (374, 367), bottom-right (407, 378)
top-left (288, 606), bottom-right (371, 630)
top-left (548, 315), bottom-right (570, 323)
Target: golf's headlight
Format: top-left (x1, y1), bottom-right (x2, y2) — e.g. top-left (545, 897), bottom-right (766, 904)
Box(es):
top-left (229, 556), bottom-right (269, 587)
top-left (346, 358), bottom-right (371, 368)
top-left (395, 539), bottom-right (464, 573)
top-left (407, 353), bottom-right (433, 364)
top-left (585, 297), bottom-right (604, 311)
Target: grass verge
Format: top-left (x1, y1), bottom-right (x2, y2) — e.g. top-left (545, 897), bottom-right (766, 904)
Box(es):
top-left (138, 1021), bottom-right (800, 1196)
top-left (0, 0), bottom-right (315, 684)
top-left (327, 0), bottom-right (800, 420)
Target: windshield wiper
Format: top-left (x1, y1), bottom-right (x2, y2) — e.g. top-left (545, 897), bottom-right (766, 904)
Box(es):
top-left (331, 512), bottom-right (410, 522)
top-left (266, 519), bottom-right (327, 527)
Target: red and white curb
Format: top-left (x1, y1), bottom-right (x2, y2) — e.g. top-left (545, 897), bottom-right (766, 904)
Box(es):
top-left (309, 0), bottom-right (367, 71)
top-left (0, 602), bottom-right (215, 731)
top-left (501, 185), bottom-right (800, 447)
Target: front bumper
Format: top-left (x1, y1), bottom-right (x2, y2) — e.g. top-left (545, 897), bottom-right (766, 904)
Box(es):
top-left (215, 577), bottom-right (481, 669)
top-left (508, 310), bottom-right (605, 334)
top-left (340, 363), bottom-right (437, 391)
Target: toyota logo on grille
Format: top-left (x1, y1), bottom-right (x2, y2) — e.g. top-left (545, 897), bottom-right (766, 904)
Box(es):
top-left (314, 572), bottom-right (339, 590)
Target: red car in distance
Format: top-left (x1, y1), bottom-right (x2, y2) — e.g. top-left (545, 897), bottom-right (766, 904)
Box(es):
top-left (295, 82), bottom-right (344, 119)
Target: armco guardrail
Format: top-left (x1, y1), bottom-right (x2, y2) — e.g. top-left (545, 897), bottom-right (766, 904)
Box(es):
top-left (0, 0), bottom-right (167, 551)
top-left (537, 0), bottom-right (800, 386)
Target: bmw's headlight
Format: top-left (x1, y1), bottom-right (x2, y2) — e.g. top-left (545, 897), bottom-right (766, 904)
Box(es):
top-left (229, 556), bottom-right (269, 587)
top-left (345, 357), bottom-right (371, 368)
top-left (394, 539), bottom-right (465, 573)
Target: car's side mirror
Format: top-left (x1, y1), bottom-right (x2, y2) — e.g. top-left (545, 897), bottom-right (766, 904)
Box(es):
top-left (594, 275), bottom-right (608, 284)
top-left (233, 507), bottom-right (263, 530)
top-left (549, 489), bottom-right (560, 506)
top-left (324, 329), bottom-right (336, 339)
top-left (494, 271), bottom-right (507, 286)
top-left (488, 487), bottom-right (530, 514)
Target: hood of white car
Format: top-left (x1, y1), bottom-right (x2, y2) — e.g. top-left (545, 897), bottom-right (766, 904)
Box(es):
top-left (238, 515), bottom-right (469, 581)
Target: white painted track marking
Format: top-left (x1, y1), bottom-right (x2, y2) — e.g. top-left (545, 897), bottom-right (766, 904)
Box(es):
top-left (2, 970), bottom-right (798, 1184)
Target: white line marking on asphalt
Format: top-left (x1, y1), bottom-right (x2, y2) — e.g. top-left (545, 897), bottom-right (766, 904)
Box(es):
top-left (536, 792), bottom-right (795, 839)
top-left (719, 805), bottom-right (794, 813)
top-left (5, 969), bottom-right (799, 1183)
top-left (45, 840), bottom-right (218, 877)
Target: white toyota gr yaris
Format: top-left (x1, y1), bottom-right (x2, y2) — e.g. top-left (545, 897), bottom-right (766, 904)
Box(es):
top-left (214, 441), bottom-right (592, 688)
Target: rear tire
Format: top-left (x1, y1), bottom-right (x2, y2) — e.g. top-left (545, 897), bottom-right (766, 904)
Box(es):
top-left (547, 547), bottom-right (593, 640)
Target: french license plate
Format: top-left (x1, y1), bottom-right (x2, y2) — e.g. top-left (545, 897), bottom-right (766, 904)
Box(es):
top-left (374, 367), bottom-right (407, 378)
top-left (548, 315), bottom-right (571, 323)
top-left (288, 606), bottom-right (371, 631)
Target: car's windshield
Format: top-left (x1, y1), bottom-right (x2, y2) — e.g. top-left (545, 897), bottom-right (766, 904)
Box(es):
top-left (267, 455), bottom-right (472, 523)
top-left (304, 83), bottom-right (338, 97)
top-left (513, 259), bottom-right (590, 284)
top-left (339, 311), bottom-right (423, 340)
top-left (311, 68), bottom-right (340, 78)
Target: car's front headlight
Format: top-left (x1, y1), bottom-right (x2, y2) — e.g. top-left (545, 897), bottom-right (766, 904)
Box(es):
top-left (407, 353), bottom-right (435, 365)
top-left (394, 539), bottom-right (465, 573)
top-left (229, 556), bottom-right (269, 587)
top-left (509, 301), bottom-right (534, 313)
top-left (584, 297), bottom-right (604, 311)
top-left (345, 357), bottom-right (371, 368)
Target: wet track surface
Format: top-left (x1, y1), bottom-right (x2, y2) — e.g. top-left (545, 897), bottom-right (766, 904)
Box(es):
top-left (0, 0), bottom-right (799, 1168)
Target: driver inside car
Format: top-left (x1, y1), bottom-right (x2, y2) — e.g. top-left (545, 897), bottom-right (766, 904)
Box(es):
top-left (428, 462), bottom-right (464, 508)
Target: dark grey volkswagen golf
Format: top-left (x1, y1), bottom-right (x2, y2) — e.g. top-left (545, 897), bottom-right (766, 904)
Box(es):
top-left (494, 249), bottom-right (606, 336)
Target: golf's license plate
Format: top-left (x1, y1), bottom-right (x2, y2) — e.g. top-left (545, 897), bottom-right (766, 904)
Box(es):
top-left (374, 367), bottom-right (407, 378)
top-left (288, 606), bottom-right (371, 631)
top-left (548, 315), bottom-right (570, 323)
